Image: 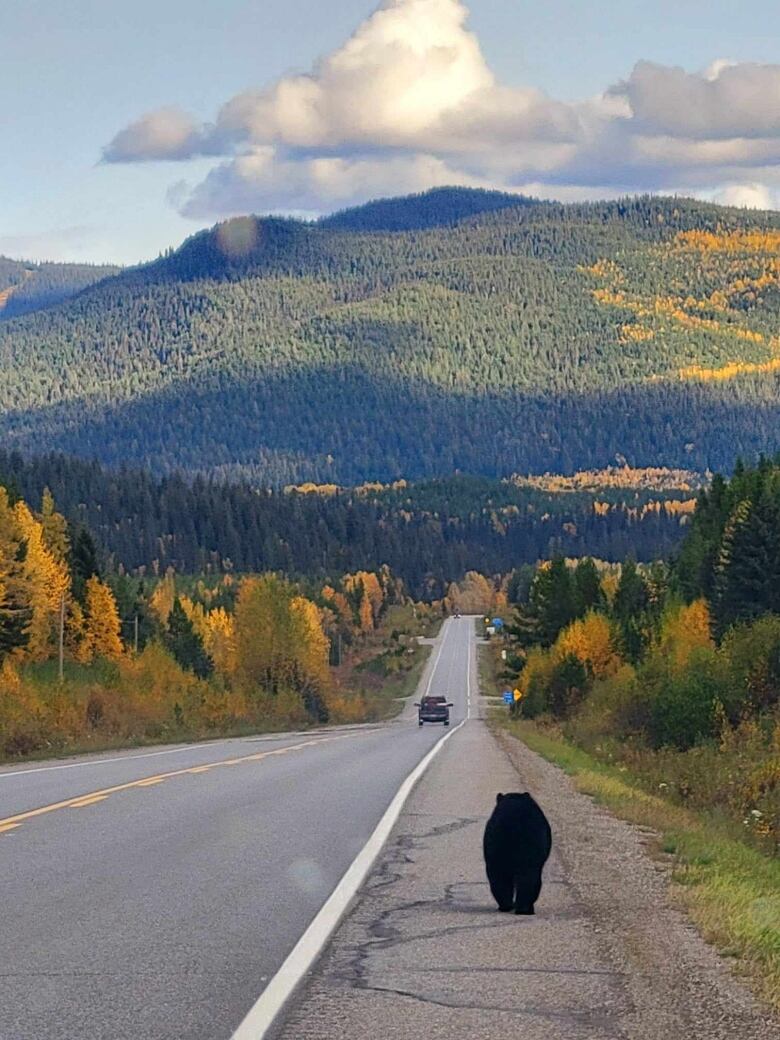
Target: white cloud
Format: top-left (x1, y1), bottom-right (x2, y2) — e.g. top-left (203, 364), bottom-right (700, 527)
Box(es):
top-left (712, 183), bottom-right (776, 210)
top-left (103, 107), bottom-right (210, 162)
top-left (103, 0), bottom-right (780, 217)
top-left (610, 60), bottom-right (780, 140)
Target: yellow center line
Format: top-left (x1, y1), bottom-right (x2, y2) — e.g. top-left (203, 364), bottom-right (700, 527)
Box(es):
top-left (0, 733), bottom-right (359, 832)
top-left (70, 795), bottom-right (110, 809)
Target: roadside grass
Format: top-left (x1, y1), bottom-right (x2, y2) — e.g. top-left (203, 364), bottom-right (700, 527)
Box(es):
top-left (502, 717), bottom-right (780, 1012)
top-left (339, 605), bottom-right (441, 721)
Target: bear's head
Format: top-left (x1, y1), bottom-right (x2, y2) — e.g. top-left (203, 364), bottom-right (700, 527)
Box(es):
top-left (495, 791), bottom-right (530, 804)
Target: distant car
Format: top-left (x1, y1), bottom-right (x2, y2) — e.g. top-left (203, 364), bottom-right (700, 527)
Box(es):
top-left (415, 695), bottom-right (453, 726)
top-left (453, 610), bottom-right (461, 618)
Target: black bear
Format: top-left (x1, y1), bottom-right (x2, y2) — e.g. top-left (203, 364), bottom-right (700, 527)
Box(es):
top-left (483, 792), bottom-right (552, 915)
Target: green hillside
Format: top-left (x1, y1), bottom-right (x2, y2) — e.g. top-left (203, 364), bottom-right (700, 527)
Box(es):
top-left (0, 256), bottom-right (120, 319)
top-left (1, 190), bottom-right (779, 483)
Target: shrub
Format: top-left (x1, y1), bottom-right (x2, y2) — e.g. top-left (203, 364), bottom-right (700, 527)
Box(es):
top-left (649, 647), bottom-right (731, 750)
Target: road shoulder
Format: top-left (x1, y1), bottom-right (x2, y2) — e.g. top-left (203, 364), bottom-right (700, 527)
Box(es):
top-left (275, 718), bottom-right (778, 1039)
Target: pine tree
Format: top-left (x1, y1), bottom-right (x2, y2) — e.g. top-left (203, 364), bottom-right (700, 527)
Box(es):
top-left (0, 543), bottom-right (31, 661)
top-left (530, 558), bottom-right (577, 647)
top-left (613, 559), bottom-right (649, 662)
top-left (166, 598), bottom-right (213, 678)
top-left (573, 558), bottom-right (606, 616)
top-left (713, 493), bottom-right (780, 636)
top-left (71, 527), bottom-right (100, 604)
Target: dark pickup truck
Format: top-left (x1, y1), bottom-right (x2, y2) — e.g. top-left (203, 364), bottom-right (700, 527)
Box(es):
top-left (415, 695), bottom-right (453, 726)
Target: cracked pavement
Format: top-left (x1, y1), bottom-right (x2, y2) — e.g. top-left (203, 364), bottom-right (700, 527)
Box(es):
top-left (275, 715), bottom-right (779, 1039)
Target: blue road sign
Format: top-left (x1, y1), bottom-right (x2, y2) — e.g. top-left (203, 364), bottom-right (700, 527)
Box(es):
top-left (492, 618), bottom-right (505, 629)
top-left (502, 690), bottom-right (513, 704)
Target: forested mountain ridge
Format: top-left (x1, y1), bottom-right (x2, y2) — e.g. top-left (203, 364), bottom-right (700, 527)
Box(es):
top-left (0, 255), bottom-right (120, 319)
top-left (1, 190), bottom-right (779, 484)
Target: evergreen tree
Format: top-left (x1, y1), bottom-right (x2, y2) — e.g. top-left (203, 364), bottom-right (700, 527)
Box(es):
top-left (0, 542), bottom-right (31, 661)
top-left (529, 557), bottom-right (577, 648)
top-left (713, 492), bottom-right (780, 637)
top-left (573, 558), bottom-right (606, 617)
top-left (166, 598), bottom-right (213, 678)
top-left (71, 527), bottom-right (100, 604)
top-left (613, 559), bottom-right (650, 663)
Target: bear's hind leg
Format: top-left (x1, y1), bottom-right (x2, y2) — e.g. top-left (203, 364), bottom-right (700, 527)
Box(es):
top-left (513, 867), bottom-right (543, 915)
top-left (487, 866), bottom-right (514, 912)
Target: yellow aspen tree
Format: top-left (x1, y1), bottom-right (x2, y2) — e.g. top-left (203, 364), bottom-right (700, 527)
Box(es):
top-left (65, 599), bottom-right (91, 663)
top-left (322, 585), bottom-right (354, 634)
top-left (659, 599), bottom-right (713, 670)
top-left (13, 501), bottom-right (70, 659)
top-left (457, 572), bottom-right (494, 614)
top-left (235, 575), bottom-right (297, 693)
top-left (204, 607), bottom-right (237, 677)
top-left (445, 581), bottom-right (462, 616)
top-left (39, 488), bottom-right (70, 563)
top-left (83, 577), bottom-right (123, 661)
top-left (150, 573), bottom-right (176, 625)
top-left (358, 591), bottom-right (374, 633)
top-left (179, 595), bottom-right (210, 644)
top-left (291, 597), bottom-right (331, 689)
top-left (356, 572), bottom-right (384, 620)
top-left (555, 612), bottom-right (620, 680)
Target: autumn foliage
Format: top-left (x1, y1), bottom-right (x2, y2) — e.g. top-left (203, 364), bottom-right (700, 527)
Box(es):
top-left (0, 483), bottom-right (400, 757)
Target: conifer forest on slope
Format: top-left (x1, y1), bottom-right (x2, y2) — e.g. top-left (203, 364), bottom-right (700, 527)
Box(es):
top-left (1, 188), bottom-right (779, 486)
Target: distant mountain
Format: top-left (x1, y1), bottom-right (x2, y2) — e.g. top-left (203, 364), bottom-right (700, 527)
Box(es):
top-left (0, 189), bottom-right (779, 484)
top-left (320, 186), bottom-right (534, 231)
top-left (0, 256), bottom-right (120, 319)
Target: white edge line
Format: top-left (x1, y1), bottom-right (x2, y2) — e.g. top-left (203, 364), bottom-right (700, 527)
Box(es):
top-left (423, 618), bottom-right (448, 698)
top-left (231, 638), bottom-right (468, 1040)
top-left (466, 622), bottom-right (472, 719)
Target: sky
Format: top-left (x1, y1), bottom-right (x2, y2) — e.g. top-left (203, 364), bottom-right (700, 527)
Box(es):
top-left (2, 0), bottom-right (779, 265)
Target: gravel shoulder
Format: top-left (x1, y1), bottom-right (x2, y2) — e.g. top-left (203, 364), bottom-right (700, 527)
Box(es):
top-left (275, 716), bottom-right (779, 1039)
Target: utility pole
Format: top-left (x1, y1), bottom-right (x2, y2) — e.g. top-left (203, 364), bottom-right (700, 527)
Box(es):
top-left (58, 592), bottom-right (65, 683)
top-left (134, 614), bottom-right (139, 655)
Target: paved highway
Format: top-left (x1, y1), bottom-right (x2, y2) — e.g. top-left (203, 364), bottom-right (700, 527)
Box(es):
top-left (0, 617), bottom-right (474, 1040)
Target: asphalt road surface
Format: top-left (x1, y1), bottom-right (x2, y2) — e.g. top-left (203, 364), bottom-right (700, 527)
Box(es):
top-left (277, 679), bottom-right (778, 1040)
top-left (0, 617), bottom-right (473, 1040)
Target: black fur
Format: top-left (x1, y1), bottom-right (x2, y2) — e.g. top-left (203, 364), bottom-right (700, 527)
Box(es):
top-left (483, 792), bottom-right (552, 915)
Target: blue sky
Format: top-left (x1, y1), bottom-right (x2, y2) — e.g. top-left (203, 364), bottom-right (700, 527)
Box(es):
top-left (2, 0), bottom-right (778, 264)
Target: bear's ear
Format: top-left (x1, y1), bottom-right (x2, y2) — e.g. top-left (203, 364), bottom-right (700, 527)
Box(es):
top-left (495, 793), bottom-right (504, 803)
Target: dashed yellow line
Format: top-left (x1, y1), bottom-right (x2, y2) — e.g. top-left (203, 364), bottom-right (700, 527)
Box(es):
top-left (0, 735), bottom-right (355, 835)
top-left (70, 795), bottom-right (110, 809)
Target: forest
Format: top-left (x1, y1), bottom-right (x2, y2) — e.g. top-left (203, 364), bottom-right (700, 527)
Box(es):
top-left (0, 477), bottom-right (434, 757)
top-left (497, 457), bottom-right (780, 860)
top-left (0, 189), bottom-right (779, 484)
top-left (0, 451), bottom-right (695, 597)
top-left (0, 256), bottom-right (119, 319)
